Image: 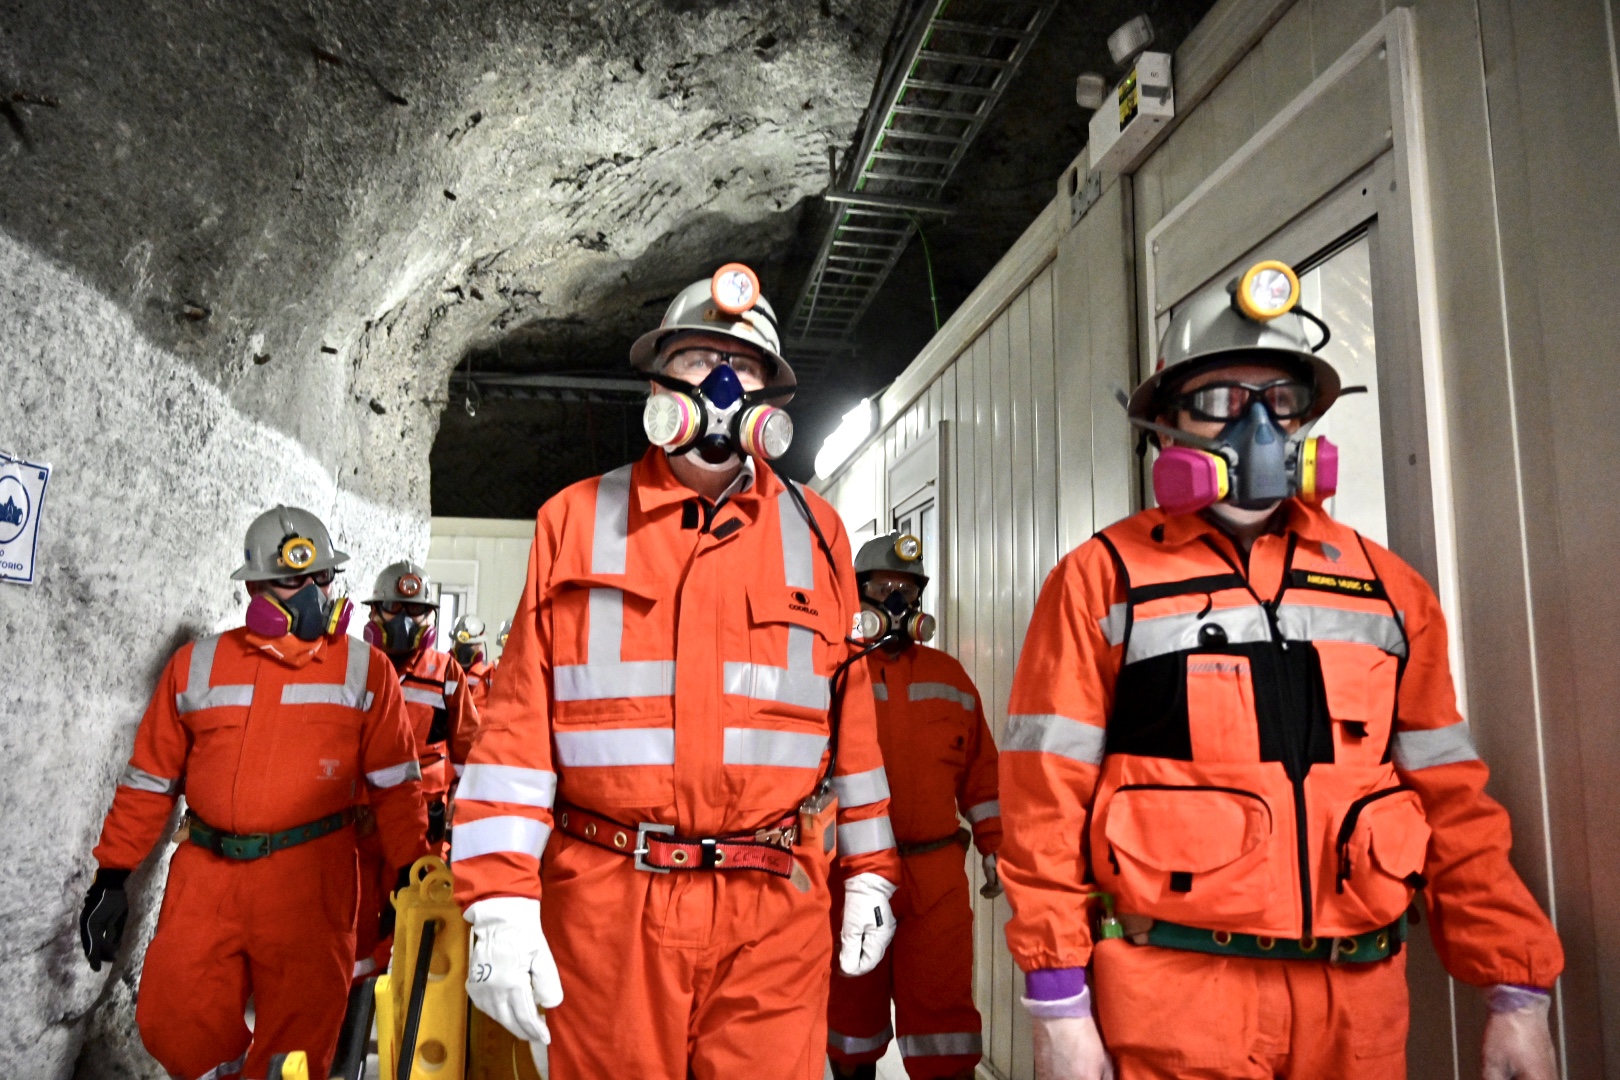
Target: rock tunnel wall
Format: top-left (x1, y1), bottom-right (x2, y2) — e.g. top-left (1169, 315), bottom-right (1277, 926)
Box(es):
top-left (0, 232), bottom-right (426, 1078)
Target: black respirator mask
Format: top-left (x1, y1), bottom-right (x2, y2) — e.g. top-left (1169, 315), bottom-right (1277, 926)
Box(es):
top-left (855, 591), bottom-right (936, 645)
top-left (453, 642), bottom-right (483, 667)
top-left (642, 365), bottom-right (794, 464)
top-left (365, 608), bottom-right (436, 655)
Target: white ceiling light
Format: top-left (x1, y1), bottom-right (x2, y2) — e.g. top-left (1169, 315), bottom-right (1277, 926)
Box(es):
top-left (815, 398), bottom-right (877, 479)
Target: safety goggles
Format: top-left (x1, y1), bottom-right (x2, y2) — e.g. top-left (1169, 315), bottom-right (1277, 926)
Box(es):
top-left (863, 579), bottom-right (921, 604)
top-left (268, 568), bottom-right (337, 589)
top-left (374, 601), bottom-right (436, 618)
top-left (661, 347), bottom-right (768, 385)
top-left (1171, 380), bottom-right (1315, 422)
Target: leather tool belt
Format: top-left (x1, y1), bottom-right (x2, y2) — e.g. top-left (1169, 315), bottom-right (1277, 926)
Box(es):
top-left (186, 808), bottom-right (356, 861)
top-left (556, 801), bottom-right (798, 879)
top-left (898, 827), bottom-right (971, 858)
top-left (1117, 913), bottom-right (1407, 964)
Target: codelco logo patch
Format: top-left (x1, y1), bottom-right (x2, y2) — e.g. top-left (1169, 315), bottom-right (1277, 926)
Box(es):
top-left (788, 590), bottom-right (819, 616)
top-left (318, 758), bottom-right (342, 780)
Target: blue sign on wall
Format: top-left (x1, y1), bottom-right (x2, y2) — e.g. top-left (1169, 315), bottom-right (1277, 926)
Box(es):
top-left (0, 452), bottom-right (50, 585)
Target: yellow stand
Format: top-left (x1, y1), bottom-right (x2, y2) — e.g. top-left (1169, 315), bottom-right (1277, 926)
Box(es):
top-left (266, 1051), bottom-right (309, 1080)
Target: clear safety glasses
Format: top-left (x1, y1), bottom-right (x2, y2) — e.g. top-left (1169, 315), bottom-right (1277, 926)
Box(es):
top-left (375, 601), bottom-right (435, 618)
top-left (268, 568), bottom-right (337, 589)
top-left (863, 579), bottom-right (921, 605)
top-left (662, 347), bottom-right (768, 385)
top-left (1172, 380), bottom-right (1315, 422)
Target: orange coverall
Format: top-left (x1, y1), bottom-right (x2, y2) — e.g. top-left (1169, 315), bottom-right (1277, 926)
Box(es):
top-left (353, 645), bottom-right (479, 978)
top-left (92, 628), bottom-right (429, 1080)
top-left (452, 449), bottom-right (902, 1080)
top-left (463, 654), bottom-right (496, 712)
top-left (828, 643), bottom-right (1000, 1079)
top-left (999, 500), bottom-right (1563, 1079)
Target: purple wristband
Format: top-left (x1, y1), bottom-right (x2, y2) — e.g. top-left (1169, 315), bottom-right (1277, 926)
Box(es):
top-left (1025, 967), bottom-right (1086, 1001)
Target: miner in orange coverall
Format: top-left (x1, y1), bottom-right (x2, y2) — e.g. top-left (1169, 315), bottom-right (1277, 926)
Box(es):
top-left (998, 263), bottom-right (1562, 1080)
top-left (827, 531), bottom-right (1001, 1080)
top-left (451, 614), bottom-right (498, 711)
top-left (78, 506), bottom-right (430, 1080)
top-left (348, 560), bottom-right (481, 982)
top-left (451, 265), bottom-right (902, 1080)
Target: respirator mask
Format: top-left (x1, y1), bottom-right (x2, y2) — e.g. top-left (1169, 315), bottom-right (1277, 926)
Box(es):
top-left (365, 603), bottom-right (437, 655)
top-left (854, 590), bottom-right (936, 645)
top-left (1139, 379), bottom-right (1339, 517)
top-left (246, 575), bottom-right (351, 642)
top-left (453, 642), bottom-right (483, 667)
top-left (643, 363), bottom-right (794, 464)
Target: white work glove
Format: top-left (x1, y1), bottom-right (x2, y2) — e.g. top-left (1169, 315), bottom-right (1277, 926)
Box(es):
top-left (1482, 986), bottom-right (1557, 1080)
top-left (838, 872), bottom-right (898, 976)
top-left (1032, 1016), bottom-right (1114, 1080)
top-left (979, 852), bottom-right (1004, 899)
top-left (465, 897), bottom-right (564, 1048)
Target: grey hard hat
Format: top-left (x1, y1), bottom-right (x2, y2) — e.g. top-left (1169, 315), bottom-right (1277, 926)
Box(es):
top-left (497, 618), bottom-right (512, 645)
top-left (231, 505), bottom-right (350, 582)
top-left (854, 531), bottom-right (929, 587)
top-left (1128, 274), bottom-right (1341, 423)
top-left (629, 266), bottom-right (794, 399)
top-left (452, 614), bottom-right (486, 644)
top-left (366, 560), bottom-right (438, 607)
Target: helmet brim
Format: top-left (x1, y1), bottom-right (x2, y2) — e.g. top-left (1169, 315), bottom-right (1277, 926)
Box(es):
top-left (230, 547), bottom-right (350, 582)
top-left (1126, 349), bottom-right (1341, 423)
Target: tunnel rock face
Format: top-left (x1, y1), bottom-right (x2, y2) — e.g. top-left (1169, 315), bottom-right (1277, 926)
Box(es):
top-left (0, 2), bottom-right (898, 1076)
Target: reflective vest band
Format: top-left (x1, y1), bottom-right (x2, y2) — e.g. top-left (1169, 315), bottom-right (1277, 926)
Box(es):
top-left (457, 764), bottom-right (558, 808)
top-left (402, 687), bottom-right (444, 708)
top-left (871, 683), bottom-right (889, 701)
top-left (591, 463), bottom-right (633, 574)
top-left (722, 727), bottom-right (829, 768)
top-left (837, 815), bottom-right (897, 855)
top-left (119, 766), bottom-right (179, 795)
top-left (909, 682), bottom-right (975, 709)
top-left (1392, 720), bottom-right (1479, 771)
top-left (778, 487), bottom-right (815, 590)
top-left (280, 637), bottom-right (374, 711)
top-left (366, 759), bottom-right (422, 789)
top-left (828, 1026), bottom-right (893, 1055)
top-left (831, 767), bottom-right (891, 808)
top-left (965, 799), bottom-right (1000, 823)
top-left (554, 588), bottom-right (676, 701)
top-left (898, 1032), bottom-right (983, 1058)
top-left (451, 814), bottom-right (552, 862)
top-left (553, 727), bottom-right (676, 767)
top-left (1003, 713), bottom-right (1106, 767)
top-left (1274, 603), bottom-right (1407, 657)
top-left (723, 625), bottom-right (828, 709)
top-left (176, 634), bottom-right (255, 713)
top-left (1125, 605), bottom-right (1273, 665)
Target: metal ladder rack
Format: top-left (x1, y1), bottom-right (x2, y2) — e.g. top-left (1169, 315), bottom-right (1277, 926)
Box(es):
top-left (785, 0), bottom-right (1057, 382)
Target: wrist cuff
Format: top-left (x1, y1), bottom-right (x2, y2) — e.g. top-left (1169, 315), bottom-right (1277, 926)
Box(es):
top-left (1025, 966), bottom-right (1086, 1001)
top-left (1486, 984), bottom-right (1551, 1014)
top-left (1022, 987), bottom-right (1092, 1020)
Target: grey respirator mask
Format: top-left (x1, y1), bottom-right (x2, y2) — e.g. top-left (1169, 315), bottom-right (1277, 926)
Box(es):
top-left (643, 365), bottom-right (794, 464)
top-left (855, 591), bottom-right (937, 645)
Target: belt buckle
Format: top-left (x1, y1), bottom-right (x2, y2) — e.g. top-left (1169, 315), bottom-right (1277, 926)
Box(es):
top-left (223, 833), bottom-right (271, 860)
top-left (633, 822), bottom-right (675, 874)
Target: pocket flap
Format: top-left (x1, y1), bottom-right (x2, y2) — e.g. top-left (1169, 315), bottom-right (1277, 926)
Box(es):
top-left (746, 582), bottom-right (843, 642)
top-left (1365, 792), bottom-right (1431, 880)
top-left (1315, 641), bottom-right (1398, 722)
top-left (544, 571), bottom-right (662, 604)
top-left (1104, 786), bottom-right (1272, 873)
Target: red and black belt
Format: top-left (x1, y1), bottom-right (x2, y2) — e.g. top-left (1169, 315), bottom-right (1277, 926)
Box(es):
top-left (555, 802), bottom-right (798, 879)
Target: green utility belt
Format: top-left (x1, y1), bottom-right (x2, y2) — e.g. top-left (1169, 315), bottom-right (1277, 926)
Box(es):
top-left (186, 808), bottom-right (356, 861)
top-left (1115, 913), bottom-right (1407, 964)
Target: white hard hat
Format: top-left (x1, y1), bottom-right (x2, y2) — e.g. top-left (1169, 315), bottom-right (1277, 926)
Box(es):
top-left (629, 264), bottom-right (794, 399)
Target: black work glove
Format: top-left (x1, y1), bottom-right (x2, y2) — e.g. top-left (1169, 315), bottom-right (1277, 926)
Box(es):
top-left (80, 868), bottom-right (132, 972)
top-left (426, 798), bottom-right (447, 846)
top-left (378, 864), bottom-right (414, 940)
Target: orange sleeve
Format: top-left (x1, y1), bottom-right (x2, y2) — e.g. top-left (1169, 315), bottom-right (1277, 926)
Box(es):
top-left (92, 647), bottom-right (192, 870)
top-left (452, 508), bottom-right (559, 908)
top-left (361, 651), bottom-right (433, 871)
top-left (998, 540), bottom-right (1122, 972)
top-left (818, 499), bottom-right (901, 885)
top-left (956, 668), bottom-right (1001, 855)
top-left (446, 658), bottom-right (481, 772)
top-left (1374, 547), bottom-right (1564, 988)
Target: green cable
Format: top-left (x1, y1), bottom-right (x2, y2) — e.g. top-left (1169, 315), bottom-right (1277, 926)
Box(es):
top-left (907, 211), bottom-right (942, 331)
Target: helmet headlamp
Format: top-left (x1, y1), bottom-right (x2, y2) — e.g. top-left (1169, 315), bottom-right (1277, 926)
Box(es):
top-left (279, 536), bottom-right (318, 571)
top-left (396, 573), bottom-right (423, 598)
top-left (1234, 261), bottom-right (1301, 322)
top-left (710, 263), bottom-right (761, 316)
top-left (893, 534), bottom-right (923, 562)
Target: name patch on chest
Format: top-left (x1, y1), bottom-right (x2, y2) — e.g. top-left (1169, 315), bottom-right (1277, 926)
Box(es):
top-left (1288, 569), bottom-right (1386, 599)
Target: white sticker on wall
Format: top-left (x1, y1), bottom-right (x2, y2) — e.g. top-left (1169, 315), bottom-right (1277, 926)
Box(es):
top-left (0, 452), bottom-right (50, 585)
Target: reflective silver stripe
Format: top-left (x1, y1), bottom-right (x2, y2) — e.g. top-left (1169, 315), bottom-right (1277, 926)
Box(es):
top-left (831, 767), bottom-right (890, 808)
top-left (366, 759), bottom-right (422, 789)
top-left (453, 763), bottom-right (465, 778)
top-left (353, 956), bottom-right (378, 978)
top-left (195, 1052), bottom-right (247, 1080)
top-left (120, 766), bottom-right (179, 795)
top-left (457, 764), bottom-right (557, 808)
top-left (724, 625), bottom-right (829, 709)
top-left (828, 1026), bottom-right (893, 1055)
top-left (778, 488), bottom-right (815, 590)
top-left (176, 634), bottom-right (256, 713)
top-left (871, 683), bottom-right (889, 701)
top-left (1393, 721), bottom-right (1480, 771)
top-left (909, 681), bottom-right (974, 710)
top-left (554, 727), bottom-right (676, 767)
top-left (837, 815), bottom-right (897, 855)
top-left (898, 1032), bottom-right (983, 1058)
top-left (450, 815), bottom-right (552, 862)
top-left (554, 588), bottom-right (676, 700)
top-left (1275, 603), bottom-right (1408, 657)
top-left (402, 687), bottom-right (444, 708)
top-left (965, 799), bottom-right (1000, 823)
top-left (445, 680), bottom-right (459, 695)
top-left (1099, 602), bottom-right (1128, 647)
top-left (285, 637), bottom-right (375, 709)
top-left (723, 727), bottom-right (828, 768)
top-left (1126, 605), bottom-right (1273, 665)
top-left (592, 463), bottom-right (633, 574)
top-left (1003, 713), bottom-right (1106, 766)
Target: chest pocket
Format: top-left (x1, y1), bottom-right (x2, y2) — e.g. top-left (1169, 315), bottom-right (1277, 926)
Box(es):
top-left (1315, 641), bottom-right (1399, 766)
top-left (547, 573), bottom-right (675, 722)
top-left (727, 584), bottom-right (843, 718)
top-left (905, 682), bottom-right (975, 768)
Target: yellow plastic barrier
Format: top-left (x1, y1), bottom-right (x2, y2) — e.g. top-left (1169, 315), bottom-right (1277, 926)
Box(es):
top-left (376, 857), bottom-right (469, 1080)
top-left (266, 1050), bottom-right (309, 1080)
top-left (465, 1008), bottom-right (544, 1080)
